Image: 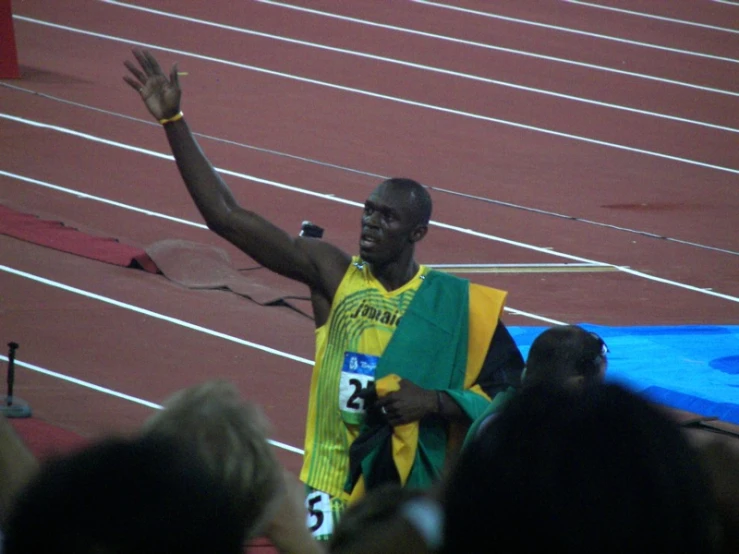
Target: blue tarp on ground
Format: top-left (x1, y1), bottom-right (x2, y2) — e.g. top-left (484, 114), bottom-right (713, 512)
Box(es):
top-left (508, 324), bottom-right (739, 425)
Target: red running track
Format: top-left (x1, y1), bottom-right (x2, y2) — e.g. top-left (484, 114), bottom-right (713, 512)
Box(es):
top-left (1, 0), bottom-right (738, 474)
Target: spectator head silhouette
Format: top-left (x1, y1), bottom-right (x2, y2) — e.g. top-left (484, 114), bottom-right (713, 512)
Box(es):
top-left (3, 434), bottom-right (245, 554)
top-left (443, 383), bottom-right (721, 554)
top-left (140, 380), bottom-right (286, 539)
top-left (522, 325), bottom-right (609, 389)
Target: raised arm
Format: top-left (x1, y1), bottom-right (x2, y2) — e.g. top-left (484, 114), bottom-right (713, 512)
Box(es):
top-left (123, 49), bottom-right (350, 303)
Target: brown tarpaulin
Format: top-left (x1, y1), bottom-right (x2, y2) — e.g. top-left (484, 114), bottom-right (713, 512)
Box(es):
top-left (0, 204), bottom-right (312, 318)
top-left (145, 239), bottom-right (313, 319)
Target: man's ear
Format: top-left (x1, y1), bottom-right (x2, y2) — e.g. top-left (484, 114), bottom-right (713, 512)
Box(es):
top-left (409, 224), bottom-right (428, 244)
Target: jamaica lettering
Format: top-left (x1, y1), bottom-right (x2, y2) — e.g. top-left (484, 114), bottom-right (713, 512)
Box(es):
top-left (350, 300), bottom-right (401, 327)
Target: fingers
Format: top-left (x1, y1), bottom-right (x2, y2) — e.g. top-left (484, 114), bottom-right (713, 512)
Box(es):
top-left (143, 49), bottom-right (165, 76)
top-left (124, 49), bottom-right (177, 95)
top-left (122, 75), bottom-right (143, 93)
top-left (123, 59), bottom-right (147, 88)
top-left (384, 410), bottom-right (406, 427)
top-left (129, 48), bottom-right (165, 78)
top-left (375, 394), bottom-right (390, 409)
top-left (131, 48), bottom-right (152, 74)
top-left (377, 397), bottom-right (400, 422)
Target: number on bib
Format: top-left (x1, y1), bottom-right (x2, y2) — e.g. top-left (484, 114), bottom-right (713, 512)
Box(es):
top-left (339, 352), bottom-right (378, 425)
top-left (305, 490), bottom-right (334, 539)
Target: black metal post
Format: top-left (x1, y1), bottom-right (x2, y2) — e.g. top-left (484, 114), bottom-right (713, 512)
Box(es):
top-left (6, 341), bottom-right (18, 406)
top-left (1, 341), bottom-right (31, 418)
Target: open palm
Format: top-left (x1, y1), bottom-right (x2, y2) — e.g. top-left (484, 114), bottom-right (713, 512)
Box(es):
top-left (123, 48), bottom-right (181, 121)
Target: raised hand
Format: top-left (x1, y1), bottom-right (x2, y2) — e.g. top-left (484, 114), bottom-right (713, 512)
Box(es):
top-left (123, 48), bottom-right (182, 122)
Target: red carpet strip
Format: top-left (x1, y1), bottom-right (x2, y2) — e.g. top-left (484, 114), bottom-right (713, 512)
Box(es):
top-left (0, 204), bottom-right (159, 273)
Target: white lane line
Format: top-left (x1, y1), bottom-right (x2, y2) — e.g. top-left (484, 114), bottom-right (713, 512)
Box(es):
top-left (430, 263), bottom-right (609, 268)
top-left (0, 353), bottom-right (305, 455)
top-left (413, 0), bottom-right (739, 63)
top-left (3, 83), bottom-right (737, 258)
top-left (0, 171), bottom-right (209, 229)
top-left (0, 264), bottom-right (557, 366)
top-left (0, 355), bottom-right (163, 409)
top-left (3, 74), bottom-right (737, 260)
top-left (0, 115), bottom-right (361, 206)
top-left (0, 170), bottom-right (611, 273)
top-left (1, 169), bottom-right (697, 266)
top-left (0, 264), bottom-right (315, 366)
top-left (432, 184), bottom-right (739, 257)
top-left (98, 0), bottom-right (739, 134)
top-left (0, 80), bottom-right (386, 179)
top-left (0, 176), bottom-right (580, 324)
top-left (504, 309), bottom-right (566, 325)
top-left (252, 0), bottom-right (739, 98)
top-left (8, 19), bottom-right (739, 175)
top-left (563, 0), bottom-right (739, 33)
top-left (3, 115), bottom-right (738, 303)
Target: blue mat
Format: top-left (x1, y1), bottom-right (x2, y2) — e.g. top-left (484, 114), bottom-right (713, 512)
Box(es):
top-left (508, 324), bottom-right (739, 425)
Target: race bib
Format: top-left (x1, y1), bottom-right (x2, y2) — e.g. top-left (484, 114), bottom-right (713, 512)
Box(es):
top-left (305, 490), bottom-right (334, 540)
top-left (339, 352), bottom-right (378, 425)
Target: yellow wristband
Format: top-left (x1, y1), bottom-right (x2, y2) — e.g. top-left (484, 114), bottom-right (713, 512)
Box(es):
top-left (159, 111), bottom-right (184, 125)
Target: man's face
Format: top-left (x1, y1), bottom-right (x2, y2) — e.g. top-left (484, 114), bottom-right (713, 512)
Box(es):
top-left (359, 183), bottom-right (423, 265)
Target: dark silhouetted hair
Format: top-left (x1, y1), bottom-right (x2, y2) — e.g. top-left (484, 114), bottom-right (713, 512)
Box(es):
top-left (3, 434), bottom-right (246, 554)
top-left (442, 384), bottom-right (721, 554)
top-left (524, 325), bottom-right (608, 387)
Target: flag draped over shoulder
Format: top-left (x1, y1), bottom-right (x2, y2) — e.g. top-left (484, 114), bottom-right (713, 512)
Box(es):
top-left (346, 271), bottom-right (507, 500)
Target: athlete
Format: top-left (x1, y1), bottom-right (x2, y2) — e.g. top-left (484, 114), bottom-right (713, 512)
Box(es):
top-left (124, 48), bottom-right (524, 541)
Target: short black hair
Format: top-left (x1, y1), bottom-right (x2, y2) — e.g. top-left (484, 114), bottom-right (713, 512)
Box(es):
top-left (524, 325), bottom-right (607, 386)
top-left (380, 177), bottom-right (432, 226)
